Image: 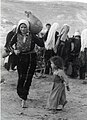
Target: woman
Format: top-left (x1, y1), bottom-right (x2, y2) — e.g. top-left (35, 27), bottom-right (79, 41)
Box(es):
top-left (8, 19), bottom-right (44, 107)
top-left (44, 23), bottom-right (59, 74)
top-left (55, 24), bottom-right (70, 60)
top-left (69, 31), bottom-right (81, 78)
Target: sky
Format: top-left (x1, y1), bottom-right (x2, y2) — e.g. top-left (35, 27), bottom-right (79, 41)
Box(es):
top-left (19, 0), bottom-right (87, 3)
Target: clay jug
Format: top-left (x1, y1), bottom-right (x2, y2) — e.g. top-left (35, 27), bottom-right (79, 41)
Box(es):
top-left (25, 11), bottom-right (43, 34)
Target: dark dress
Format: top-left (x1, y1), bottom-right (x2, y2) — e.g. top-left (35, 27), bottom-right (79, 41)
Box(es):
top-left (79, 51), bottom-right (86, 79)
top-left (8, 33), bottom-right (44, 100)
top-left (69, 37), bottom-right (81, 78)
top-left (47, 70), bottom-right (67, 109)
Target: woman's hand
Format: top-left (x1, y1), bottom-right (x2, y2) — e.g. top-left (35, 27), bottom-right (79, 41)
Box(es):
top-left (14, 50), bottom-right (20, 55)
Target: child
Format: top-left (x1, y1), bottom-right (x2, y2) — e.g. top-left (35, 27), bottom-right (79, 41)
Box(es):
top-left (47, 56), bottom-right (70, 112)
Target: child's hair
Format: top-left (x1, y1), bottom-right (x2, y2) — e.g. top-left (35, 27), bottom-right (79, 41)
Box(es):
top-left (50, 56), bottom-right (64, 69)
top-left (46, 23), bottom-right (51, 27)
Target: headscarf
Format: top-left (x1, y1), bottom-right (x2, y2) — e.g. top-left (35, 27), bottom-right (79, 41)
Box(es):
top-left (74, 31), bottom-right (81, 37)
top-left (16, 19), bottom-right (30, 43)
top-left (16, 19), bottom-right (30, 33)
top-left (59, 24), bottom-right (70, 42)
top-left (81, 29), bottom-right (87, 51)
top-left (45, 23), bottom-right (59, 50)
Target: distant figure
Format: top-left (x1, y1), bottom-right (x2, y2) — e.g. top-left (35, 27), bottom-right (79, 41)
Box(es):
top-left (44, 23), bottom-right (51, 42)
top-left (8, 19), bottom-right (44, 108)
top-left (4, 25), bottom-right (17, 49)
top-left (55, 24), bottom-right (70, 60)
top-left (81, 29), bottom-right (87, 73)
top-left (44, 23), bottom-right (51, 74)
top-left (4, 25), bottom-right (17, 71)
top-left (69, 31), bottom-right (81, 78)
top-left (47, 56), bottom-right (70, 112)
top-left (44, 23), bottom-right (59, 74)
top-left (79, 51), bottom-right (86, 79)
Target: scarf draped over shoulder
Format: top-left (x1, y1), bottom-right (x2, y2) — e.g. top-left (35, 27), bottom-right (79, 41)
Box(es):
top-left (81, 29), bottom-right (87, 51)
top-left (45, 23), bottom-right (59, 50)
top-left (59, 24), bottom-right (70, 42)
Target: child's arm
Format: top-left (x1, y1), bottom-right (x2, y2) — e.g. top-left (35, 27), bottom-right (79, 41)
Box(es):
top-left (57, 70), bottom-right (70, 91)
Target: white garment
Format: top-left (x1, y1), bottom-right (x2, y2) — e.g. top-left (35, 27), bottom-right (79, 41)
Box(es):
top-left (59, 24), bottom-right (70, 42)
top-left (81, 29), bottom-right (87, 51)
top-left (45, 23), bottom-right (59, 50)
top-left (74, 31), bottom-right (81, 37)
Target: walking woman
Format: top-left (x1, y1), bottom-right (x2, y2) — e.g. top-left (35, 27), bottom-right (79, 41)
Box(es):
top-left (55, 24), bottom-right (70, 60)
top-left (8, 19), bottom-right (44, 107)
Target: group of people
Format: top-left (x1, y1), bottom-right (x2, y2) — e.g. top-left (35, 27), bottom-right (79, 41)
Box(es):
top-left (2, 12), bottom-right (87, 112)
top-left (38, 23), bottom-right (86, 80)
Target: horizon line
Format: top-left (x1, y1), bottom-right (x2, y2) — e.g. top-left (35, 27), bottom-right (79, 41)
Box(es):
top-left (18, 0), bottom-right (87, 3)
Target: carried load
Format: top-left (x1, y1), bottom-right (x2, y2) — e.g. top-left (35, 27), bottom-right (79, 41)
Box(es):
top-left (25, 11), bottom-right (43, 34)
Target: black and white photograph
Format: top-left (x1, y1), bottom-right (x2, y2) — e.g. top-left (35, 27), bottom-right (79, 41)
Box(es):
top-left (1, 0), bottom-right (87, 119)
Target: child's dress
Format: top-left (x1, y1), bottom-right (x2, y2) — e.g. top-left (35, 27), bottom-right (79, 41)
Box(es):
top-left (47, 69), bottom-right (69, 110)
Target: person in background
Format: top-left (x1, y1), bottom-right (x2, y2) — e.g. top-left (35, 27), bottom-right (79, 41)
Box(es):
top-left (8, 19), bottom-right (44, 108)
top-left (55, 24), bottom-right (70, 60)
top-left (79, 51), bottom-right (86, 80)
top-left (47, 56), bottom-right (70, 113)
top-left (81, 29), bottom-right (87, 73)
top-left (44, 23), bottom-right (59, 74)
top-left (44, 23), bottom-right (51, 42)
top-left (4, 25), bottom-right (17, 49)
top-left (4, 25), bottom-right (17, 71)
top-left (69, 31), bottom-right (81, 78)
top-left (44, 23), bottom-right (52, 74)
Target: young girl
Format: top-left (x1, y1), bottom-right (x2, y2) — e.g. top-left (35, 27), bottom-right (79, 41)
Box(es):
top-left (47, 56), bottom-right (70, 112)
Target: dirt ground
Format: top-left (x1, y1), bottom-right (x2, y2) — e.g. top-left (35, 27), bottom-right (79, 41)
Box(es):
top-left (1, 65), bottom-right (87, 120)
top-left (1, 1), bottom-right (87, 119)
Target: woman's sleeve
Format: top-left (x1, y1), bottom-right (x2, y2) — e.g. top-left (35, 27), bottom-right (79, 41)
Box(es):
top-left (32, 34), bottom-right (45, 47)
top-left (8, 34), bottom-right (17, 53)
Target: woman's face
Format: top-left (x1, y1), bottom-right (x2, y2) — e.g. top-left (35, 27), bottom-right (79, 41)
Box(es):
top-left (20, 23), bottom-right (28, 34)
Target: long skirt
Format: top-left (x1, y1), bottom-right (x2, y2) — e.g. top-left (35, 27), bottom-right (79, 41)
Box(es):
top-left (47, 82), bottom-right (66, 109)
top-left (17, 53), bottom-right (37, 100)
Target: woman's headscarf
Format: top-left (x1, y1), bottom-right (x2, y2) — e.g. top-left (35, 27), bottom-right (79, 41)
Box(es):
top-left (16, 19), bottom-right (30, 33)
top-left (81, 29), bottom-right (87, 51)
top-left (59, 24), bottom-right (70, 42)
top-left (74, 31), bottom-right (81, 37)
top-left (45, 22), bottom-right (59, 50)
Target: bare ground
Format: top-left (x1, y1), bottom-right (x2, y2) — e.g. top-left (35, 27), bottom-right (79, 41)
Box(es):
top-left (1, 66), bottom-right (87, 120)
top-left (1, 1), bottom-right (87, 119)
